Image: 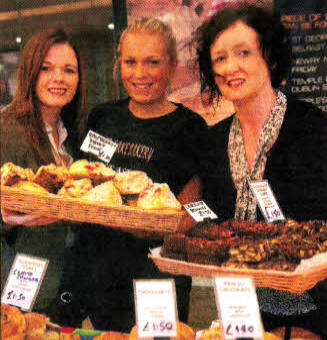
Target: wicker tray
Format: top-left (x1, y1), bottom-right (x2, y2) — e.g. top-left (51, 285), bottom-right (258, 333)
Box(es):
top-left (149, 247), bottom-right (327, 294)
top-left (0, 186), bottom-right (185, 233)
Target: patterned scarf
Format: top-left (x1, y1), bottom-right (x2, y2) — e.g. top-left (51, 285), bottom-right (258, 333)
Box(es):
top-left (228, 91), bottom-right (287, 221)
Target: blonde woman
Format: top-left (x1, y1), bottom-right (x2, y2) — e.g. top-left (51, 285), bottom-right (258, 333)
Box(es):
top-left (79, 17), bottom-right (208, 332)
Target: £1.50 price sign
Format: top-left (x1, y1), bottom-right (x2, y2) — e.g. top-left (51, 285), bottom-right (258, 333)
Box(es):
top-left (1, 254), bottom-right (48, 311)
top-left (134, 279), bottom-right (177, 338)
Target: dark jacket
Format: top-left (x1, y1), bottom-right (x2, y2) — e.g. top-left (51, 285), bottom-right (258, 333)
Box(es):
top-left (0, 115), bottom-right (76, 313)
top-left (200, 96), bottom-right (327, 222)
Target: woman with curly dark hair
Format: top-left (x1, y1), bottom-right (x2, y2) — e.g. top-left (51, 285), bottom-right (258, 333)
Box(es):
top-left (195, 5), bottom-right (327, 338)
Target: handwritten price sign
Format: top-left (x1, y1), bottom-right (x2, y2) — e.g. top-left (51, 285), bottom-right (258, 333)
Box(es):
top-left (134, 279), bottom-right (177, 338)
top-left (1, 254), bottom-right (48, 311)
top-left (249, 180), bottom-right (285, 223)
top-left (214, 277), bottom-right (263, 339)
top-left (184, 201), bottom-right (217, 222)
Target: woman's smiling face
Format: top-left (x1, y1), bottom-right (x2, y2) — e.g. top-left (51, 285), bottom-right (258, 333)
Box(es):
top-left (120, 32), bottom-right (176, 106)
top-left (35, 42), bottom-right (79, 114)
top-left (210, 20), bottom-right (272, 104)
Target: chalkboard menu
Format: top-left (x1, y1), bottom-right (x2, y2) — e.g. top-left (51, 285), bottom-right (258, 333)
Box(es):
top-left (276, 0), bottom-right (327, 112)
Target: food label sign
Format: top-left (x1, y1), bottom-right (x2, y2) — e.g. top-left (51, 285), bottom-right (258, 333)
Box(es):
top-left (214, 277), bottom-right (263, 339)
top-left (249, 180), bottom-right (285, 223)
top-left (184, 201), bottom-right (218, 222)
top-left (80, 130), bottom-right (117, 164)
top-left (133, 279), bottom-right (177, 338)
top-left (1, 254), bottom-right (48, 311)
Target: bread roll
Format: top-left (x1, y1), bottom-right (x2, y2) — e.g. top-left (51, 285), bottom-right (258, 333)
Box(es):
top-left (82, 181), bottom-right (123, 206)
top-left (114, 171), bottom-right (152, 195)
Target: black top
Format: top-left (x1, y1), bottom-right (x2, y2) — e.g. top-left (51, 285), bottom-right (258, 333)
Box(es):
top-left (199, 95), bottom-right (327, 222)
top-left (85, 98), bottom-right (208, 195)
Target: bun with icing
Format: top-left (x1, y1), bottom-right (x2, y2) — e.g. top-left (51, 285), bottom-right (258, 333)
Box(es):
top-left (137, 183), bottom-right (181, 210)
top-left (57, 178), bottom-right (93, 198)
top-left (69, 160), bottom-right (115, 184)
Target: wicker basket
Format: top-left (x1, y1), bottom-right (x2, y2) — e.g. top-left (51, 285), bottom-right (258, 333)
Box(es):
top-left (149, 247), bottom-right (327, 294)
top-left (0, 186), bottom-right (185, 233)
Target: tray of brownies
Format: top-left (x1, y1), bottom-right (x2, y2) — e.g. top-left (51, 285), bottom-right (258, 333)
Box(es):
top-left (0, 161), bottom-right (186, 233)
top-left (149, 219), bottom-right (327, 294)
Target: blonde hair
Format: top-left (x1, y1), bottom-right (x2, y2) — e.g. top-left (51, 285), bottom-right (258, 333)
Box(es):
top-left (118, 17), bottom-right (177, 63)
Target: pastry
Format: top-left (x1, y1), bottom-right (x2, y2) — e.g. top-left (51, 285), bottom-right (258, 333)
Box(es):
top-left (24, 312), bottom-right (49, 340)
top-left (1, 304), bottom-right (26, 340)
top-left (11, 181), bottom-right (49, 194)
top-left (69, 159), bottom-right (116, 184)
top-left (57, 178), bottom-right (93, 198)
top-left (114, 170), bottom-right (152, 195)
top-left (33, 164), bottom-right (68, 193)
top-left (82, 181), bottom-right (123, 206)
top-left (1, 162), bottom-right (34, 186)
top-left (137, 183), bottom-right (181, 210)
top-left (93, 332), bottom-right (129, 340)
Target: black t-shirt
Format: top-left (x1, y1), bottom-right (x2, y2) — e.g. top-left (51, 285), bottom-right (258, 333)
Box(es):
top-left (85, 98), bottom-right (208, 195)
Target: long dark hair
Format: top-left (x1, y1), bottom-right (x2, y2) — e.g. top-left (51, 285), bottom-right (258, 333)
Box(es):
top-left (195, 5), bottom-right (292, 105)
top-left (3, 28), bottom-right (87, 163)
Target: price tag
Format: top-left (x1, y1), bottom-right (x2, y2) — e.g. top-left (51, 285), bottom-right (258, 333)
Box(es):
top-left (80, 130), bottom-right (117, 163)
top-left (134, 279), bottom-right (177, 338)
top-left (249, 180), bottom-right (285, 223)
top-left (214, 277), bottom-right (263, 339)
top-left (183, 201), bottom-right (218, 222)
top-left (1, 254), bottom-right (48, 311)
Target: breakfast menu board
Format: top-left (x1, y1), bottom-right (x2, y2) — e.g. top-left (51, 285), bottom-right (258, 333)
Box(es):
top-left (277, 0), bottom-right (327, 112)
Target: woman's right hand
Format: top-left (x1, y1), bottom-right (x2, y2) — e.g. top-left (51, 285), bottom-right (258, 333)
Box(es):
top-left (1, 209), bottom-right (59, 227)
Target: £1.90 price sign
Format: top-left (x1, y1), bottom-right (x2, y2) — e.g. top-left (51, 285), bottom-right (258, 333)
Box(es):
top-left (249, 180), bottom-right (285, 223)
top-left (214, 277), bottom-right (263, 339)
top-left (134, 279), bottom-right (177, 338)
top-left (1, 254), bottom-right (48, 311)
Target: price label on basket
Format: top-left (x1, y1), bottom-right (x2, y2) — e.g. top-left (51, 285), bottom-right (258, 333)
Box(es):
top-left (1, 254), bottom-right (48, 311)
top-left (133, 279), bottom-right (177, 338)
top-left (184, 201), bottom-right (217, 222)
top-left (80, 130), bottom-right (117, 164)
top-left (214, 277), bottom-right (263, 339)
top-left (249, 180), bottom-right (285, 223)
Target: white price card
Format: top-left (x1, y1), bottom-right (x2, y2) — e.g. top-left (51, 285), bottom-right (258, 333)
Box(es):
top-left (183, 201), bottom-right (218, 222)
top-left (249, 180), bottom-right (285, 223)
top-left (134, 279), bottom-right (178, 338)
top-left (80, 130), bottom-right (117, 163)
top-left (1, 254), bottom-right (48, 311)
top-left (214, 277), bottom-right (263, 339)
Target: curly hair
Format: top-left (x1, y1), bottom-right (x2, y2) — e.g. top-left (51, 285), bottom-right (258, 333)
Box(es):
top-left (195, 5), bottom-right (292, 105)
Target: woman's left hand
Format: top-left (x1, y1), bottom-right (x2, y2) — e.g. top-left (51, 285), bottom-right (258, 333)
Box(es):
top-left (1, 209), bottom-right (60, 227)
